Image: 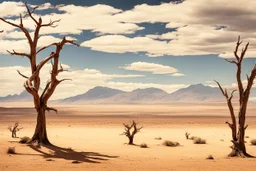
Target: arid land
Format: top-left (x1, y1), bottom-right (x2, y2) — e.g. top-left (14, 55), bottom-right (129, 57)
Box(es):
top-left (1, 102), bottom-right (256, 171)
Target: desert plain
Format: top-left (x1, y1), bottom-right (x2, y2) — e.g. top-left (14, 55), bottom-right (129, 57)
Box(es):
top-left (0, 102), bottom-right (256, 171)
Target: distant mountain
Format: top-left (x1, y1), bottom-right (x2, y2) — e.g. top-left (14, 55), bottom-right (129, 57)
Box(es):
top-left (102, 87), bottom-right (169, 103)
top-left (60, 86), bottom-right (125, 103)
top-left (164, 83), bottom-right (223, 102)
top-left (3, 84), bottom-right (255, 104)
top-left (0, 90), bottom-right (32, 102)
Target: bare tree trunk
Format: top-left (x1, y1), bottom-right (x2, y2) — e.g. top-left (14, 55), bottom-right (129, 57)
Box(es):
top-left (128, 136), bottom-right (134, 145)
top-left (30, 105), bottom-right (50, 145)
top-left (215, 36), bottom-right (256, 157)
top-left (0, 3), bottom-right (79, 145)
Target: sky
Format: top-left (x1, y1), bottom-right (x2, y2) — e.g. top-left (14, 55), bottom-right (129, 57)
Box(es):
top-left (0, 0), bottom-right (256, 100)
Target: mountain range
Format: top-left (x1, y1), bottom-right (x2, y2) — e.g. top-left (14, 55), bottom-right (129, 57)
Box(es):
top-left (0, 84), bottom-right (230, 103)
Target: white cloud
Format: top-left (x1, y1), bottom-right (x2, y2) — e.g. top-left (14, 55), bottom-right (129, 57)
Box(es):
top-left (0, 1), bottom-right (25, 17)
top-left (0, 64), bottom-right (144, 100)
top-left (172, 73), bottom-right (185, 77)
top-left (2, 0), bottom-right (256, 57)
top-left (81, 35), bottom-right (170, 57)
top-left (121, 62), bottom-right (178, 74)
top-left (0, 35), bottom-right (63, 54)
top-left (82, 0), bottom-right (256, 58)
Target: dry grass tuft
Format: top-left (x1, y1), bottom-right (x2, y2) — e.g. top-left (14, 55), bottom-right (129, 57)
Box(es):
top-left (140, 143), bottom-right (148, 148)
top-left (193, 137), bottom-right (206, 144)
top-left (250, 139), bottom-right (256, 145)
top-left (154, 137), bottom-right (162, 140)
top-left (163, 140), bottom-right (180, 147)
top-left (72, 160), bottom-right (82, 164)
top-left (206, 154), bottom-right (214, 160)
top-left (19, 136), bottom-right (30, 144)
top-left (7, 147), bottom-right (16, 154)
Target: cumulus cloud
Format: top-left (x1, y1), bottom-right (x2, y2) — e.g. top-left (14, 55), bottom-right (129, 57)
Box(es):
top-left (172, 73), bottom-right (185, 77)
top-left (2, 0), bottom-right (256, 57)
top-left (82, 0), bottom-right (256, 58)
top-left (0, 64), bottom-right (188, 99)
top-left (121, 62), bottom-right (178, 75)
top-left (0, 64), bottom-right (144, 100)
top-left (81, 35), bottom-right (170, 57)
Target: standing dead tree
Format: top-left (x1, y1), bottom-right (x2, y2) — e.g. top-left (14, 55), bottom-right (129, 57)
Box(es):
top-left (8, 122), bottom-right (23, 138)
top-left (215, 36), bottom-right (256, 157)
top-left (0, 3), bottom-right (79, 145)
top-left (122, 120), bottom-right (143, 145)
top-left (185, 132), bottom-right (190, 139)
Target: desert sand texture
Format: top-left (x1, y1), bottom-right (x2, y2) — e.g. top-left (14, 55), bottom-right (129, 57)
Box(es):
top-left (1, 103), bottom-right (256, 171)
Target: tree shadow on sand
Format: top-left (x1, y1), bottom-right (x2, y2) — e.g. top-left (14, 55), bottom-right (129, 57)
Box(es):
top-left (24, 144), bottom-right (119, 163)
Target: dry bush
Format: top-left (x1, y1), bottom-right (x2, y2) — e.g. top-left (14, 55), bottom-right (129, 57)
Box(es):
top-left (206, 155), bottom-right (214, 160)
top-left (190, 136), bottom-right (199, 140)
top-left (7, 147), bottom-right (16, 154)
top-left (193, 137), bottom-right (206, 144)
top-left (185, 132), bottom-right (190, 139)
top-left (245, 136), bottom-right (250, 138)
top-left (72, 160), bottom-right (82, 164)
top-left (250, 139), bottom-right (256, 145)
top-left (155, 137), bottom-right (162, 140)
top-left (140, 143), bottom-right (148, 148)
top-left (163, 140), bottom-right (180, 147)
top-left (19, 136), bottom-right (30, 144)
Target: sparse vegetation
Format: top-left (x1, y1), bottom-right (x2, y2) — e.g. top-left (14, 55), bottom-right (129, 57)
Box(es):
top-left (121, 120), bottom-right (143, 145)
top-left (155, 137), bottom-right (162, 140)
top-left (193, 137), bottom-right (206, 144)
top-left (0, 2), bottom-right (79, 145)
top-left (250, 139), bottom-right (256, 145)
top-left (215, 36), bottom-right (256, 157)
top-left (7, 147), bottom-right (16, 154)
top-left (19, 136), bottom-right (31, 144)
top-left (245, 136), bottom-right (250, 138)
top-left (185, 132), bottom-right (190, 139)
top-left (163, 140), bottom-right (180, 147)
top-left (206, 155), bottom-right (214, 160)
top-left (140, 143), bottom-right (148, 148)
top-left (7, 122), bottom-right (23, 138)
top-left (72, 160), bottom-right (82, 164)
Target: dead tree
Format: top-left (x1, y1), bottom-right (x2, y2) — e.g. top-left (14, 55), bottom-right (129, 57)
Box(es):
top-left (0, 3), bottom-right (79, 145)
top-left (122, 120), bottom-right (143, 145)
top-left (8, 122), bottom-right (23, 138)
top-left (185, 132), bottom-right (190, 139)
top-left (215, 36), bottom-right (256, 157)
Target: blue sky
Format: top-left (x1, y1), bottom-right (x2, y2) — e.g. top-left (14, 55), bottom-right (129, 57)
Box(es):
top-left (0, 0), bottom-right (255, 99)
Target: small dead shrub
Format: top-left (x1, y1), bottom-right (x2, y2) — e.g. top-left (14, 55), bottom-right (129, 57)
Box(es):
top-left (190, 136), bottom-right (199, 140)
top-left (206, 155), bottom-right (214, 160)
top-left (140, 143), bottom-right (148, 148)
top-left (193, 137), bottom-right (206, 144)
top-left (163, 140), bottom-right (180, 147)
top-left (72, 160), bottom-right (82, 164)
top-left (19, 136), bottom-right (30, 144)
top-left (7, 147), bottom-right (16, 154)
top-left (185, 132), bottom-right (190, 139)
top-left (250, 139), bottom-right (256, 145)
top-left (155, 137), bottom-right (162, 140)
top-left (245, 136), bottom-right (250, 138)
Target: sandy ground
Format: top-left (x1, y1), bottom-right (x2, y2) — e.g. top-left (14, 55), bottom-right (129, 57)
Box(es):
top-left (1, 103), bottom-right (256, 171)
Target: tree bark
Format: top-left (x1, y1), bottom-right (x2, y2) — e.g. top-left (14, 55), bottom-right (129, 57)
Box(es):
top-left (128, 136), bottom-right (134, 145)
top-left (216, 36), bottom-right (255, 157)
top-left (30, 104), bottom-right (50, 145)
